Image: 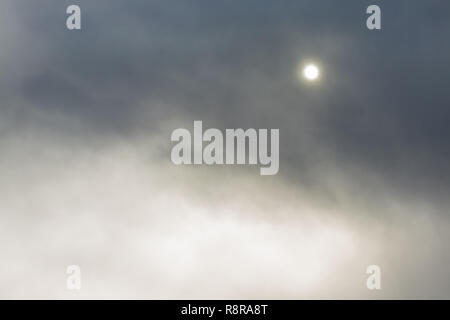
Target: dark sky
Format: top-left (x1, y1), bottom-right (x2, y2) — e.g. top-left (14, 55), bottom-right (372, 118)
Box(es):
top-left (0, 0), bottom-right (449, 298)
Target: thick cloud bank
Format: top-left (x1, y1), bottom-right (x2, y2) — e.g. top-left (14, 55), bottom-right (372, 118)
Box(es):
top-left (0, 0), bottom-right (449, 298)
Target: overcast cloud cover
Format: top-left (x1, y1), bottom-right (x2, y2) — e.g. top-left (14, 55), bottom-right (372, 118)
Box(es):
top-left (0, 0), bottom-right (449, 299)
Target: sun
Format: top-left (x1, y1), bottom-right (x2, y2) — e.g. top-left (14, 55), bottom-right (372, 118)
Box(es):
top-left (302, 64), bottom-right (320, 81)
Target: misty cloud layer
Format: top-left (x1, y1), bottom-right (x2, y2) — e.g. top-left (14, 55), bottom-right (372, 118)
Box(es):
top-left (0, 0), bottom-right (449, 298)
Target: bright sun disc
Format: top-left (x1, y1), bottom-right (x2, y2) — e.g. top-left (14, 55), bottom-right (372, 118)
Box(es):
top-left (303, 64), bottom-right (319, 80)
